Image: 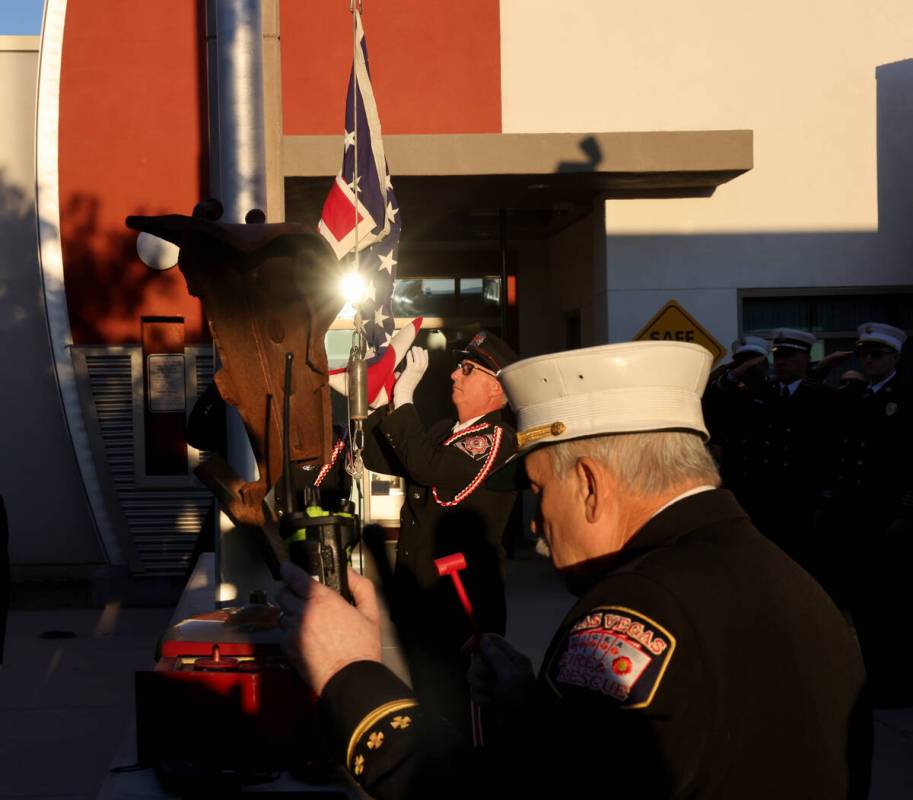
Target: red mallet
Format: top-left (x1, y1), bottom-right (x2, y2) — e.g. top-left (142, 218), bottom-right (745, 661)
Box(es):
top-left (435, 552), bottom-right (484, 748)
top-left (434, 552), bottom-right (480, 639)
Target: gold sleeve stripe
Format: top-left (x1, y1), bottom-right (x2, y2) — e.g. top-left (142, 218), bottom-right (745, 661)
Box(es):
top-left (346, 698), bottom-right (419, 770)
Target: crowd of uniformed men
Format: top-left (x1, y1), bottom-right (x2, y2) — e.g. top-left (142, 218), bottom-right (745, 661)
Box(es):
top-left (703, 321), bottom-right (910, 706)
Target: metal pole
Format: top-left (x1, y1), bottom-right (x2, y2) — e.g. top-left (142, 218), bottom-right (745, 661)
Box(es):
top-left (499, 208), bottom-right (509, 343)
top-left (212, 0), bottom-right (267, 225)
top-left (208, 0), bottom-right (265, 488)
top-left (207, 0), bottom-right (270, 604)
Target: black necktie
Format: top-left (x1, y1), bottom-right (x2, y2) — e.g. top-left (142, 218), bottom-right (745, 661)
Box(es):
top-left (781, 384), bottom-right (790, 399)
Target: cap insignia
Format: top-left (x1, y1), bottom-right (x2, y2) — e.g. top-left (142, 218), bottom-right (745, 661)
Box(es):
top-left (517, 421), bottom-right (566, 449)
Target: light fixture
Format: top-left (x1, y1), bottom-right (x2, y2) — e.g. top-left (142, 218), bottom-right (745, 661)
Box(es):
top-left (426, 330), bottom-right (447, 351)
top-left (136, 232), bottom-right (179, 271)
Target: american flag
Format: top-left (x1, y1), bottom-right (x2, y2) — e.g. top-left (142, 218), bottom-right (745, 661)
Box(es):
top-left (318, 10), bottom-right (400, 353)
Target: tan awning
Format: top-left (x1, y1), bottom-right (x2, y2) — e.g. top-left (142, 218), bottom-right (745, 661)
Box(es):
top-left (283, 130), bottom-right (752, 240)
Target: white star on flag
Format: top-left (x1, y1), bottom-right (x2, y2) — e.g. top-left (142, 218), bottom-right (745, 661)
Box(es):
top-left (344, 130), bottom-right (356, 149)
top-left (377, 251), bottom-right (397, 274)
top-left (385, 173), bottom-right (393, 191)
top-left (383, 330), bottom-right (394, 346)
top-left (374, 307), bottom-right (390, 327)
top-left (348, 175), bottom-right (362, 193)
top-left (365, 280), bottom-right (377, 303)
top-left (385, 201), bottom-right (398, 224)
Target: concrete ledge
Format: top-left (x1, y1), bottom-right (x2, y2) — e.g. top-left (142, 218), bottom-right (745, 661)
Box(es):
top-left (11, 563), bottom-right (125, 582)
top-left (284, 129), bottom-right (753, 179)
top-left (9, 565), bottom-right (186, 609)
top-left (0, 36), bottom-right (40, 52)
top-left (284, 130), bottom-right (753, 238)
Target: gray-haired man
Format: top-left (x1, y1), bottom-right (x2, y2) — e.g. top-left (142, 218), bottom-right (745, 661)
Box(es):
top-left (278, 341), bottom-right (871, 800)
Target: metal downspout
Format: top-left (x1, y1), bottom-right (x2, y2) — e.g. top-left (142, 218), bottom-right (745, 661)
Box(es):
top-left (206, 0), bottom-right (273, 603)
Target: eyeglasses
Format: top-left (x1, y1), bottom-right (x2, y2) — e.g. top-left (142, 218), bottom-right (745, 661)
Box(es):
top-left (458, 360), bottom-right (498, 378)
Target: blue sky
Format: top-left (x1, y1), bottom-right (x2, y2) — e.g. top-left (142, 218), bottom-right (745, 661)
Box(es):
top-left (0, 0), bottom-right (44, 34)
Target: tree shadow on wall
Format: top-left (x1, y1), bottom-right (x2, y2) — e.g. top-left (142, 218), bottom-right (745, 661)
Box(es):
top-left (0, 169), bottom-right (39, 336)
top-left (61, 193), bottom-right (196, 344)
top-left (0, 176), bottom-right (193, 346)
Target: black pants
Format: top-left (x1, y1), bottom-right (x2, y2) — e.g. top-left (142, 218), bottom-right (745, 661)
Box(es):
top-left (848, 515), bottom-right (913, 708)
top-left (400, 633), bottom-right (474, 739)
top-left (391, 573), bottom-right (505, 742)
top-left (0, 496), bottom-right (10, 665)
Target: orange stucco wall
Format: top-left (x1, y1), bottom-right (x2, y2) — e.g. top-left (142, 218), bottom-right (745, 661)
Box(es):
top-left (57, 1), bottom-right (501, 345)
top-left (58, 1), bottom-right (208, 345)
top-left (280, 0), bottom-right (501, 135)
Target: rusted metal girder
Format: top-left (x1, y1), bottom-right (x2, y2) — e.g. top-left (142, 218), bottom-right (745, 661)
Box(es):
top-left (126, 203), bottom-right (342, 547)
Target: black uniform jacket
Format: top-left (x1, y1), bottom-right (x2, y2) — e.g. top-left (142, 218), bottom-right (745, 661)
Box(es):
top-left (821, 375), bottom-right (913, 705)
top-left (706, 376), bottom-right (835, 521)
top-left (319, 489), bottom-right (871, 800)
top-left (825, 374), bottom-right (912, 522)
top-left (363, 404), bottom-right (517, 642)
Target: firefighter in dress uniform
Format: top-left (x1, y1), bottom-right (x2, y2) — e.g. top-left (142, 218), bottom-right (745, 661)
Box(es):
top-left (708, 329), bottom-right (839, 575)
top-left (702, 334), bottom-right (771, 482)
top-left (277, 341), bottom-right (871, 800)
top-left (820, 321), bottom-right (911, 706)
top-left (360, 331), bottom-right (519, 735)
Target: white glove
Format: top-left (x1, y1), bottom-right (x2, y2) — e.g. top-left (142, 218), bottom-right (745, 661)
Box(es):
top-left (393, 347), bottom-right (428, 408)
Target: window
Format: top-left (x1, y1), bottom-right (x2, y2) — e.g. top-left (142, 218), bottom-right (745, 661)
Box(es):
top-left (741, 288), bottom-right (913, 378)
top-left (742, 291), bottom-right (913, 341)
top-left (459, 277), bottom-right (501, 316)
top-left (393, 278), bottom-right (457, 317)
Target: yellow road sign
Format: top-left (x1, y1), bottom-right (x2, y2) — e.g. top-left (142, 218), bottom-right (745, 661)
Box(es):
top-left (633, 300), bottom-right (726, 364)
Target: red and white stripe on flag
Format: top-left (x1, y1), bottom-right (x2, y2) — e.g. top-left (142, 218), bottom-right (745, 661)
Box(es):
top-left (318, 175), bottom-right (381, 260)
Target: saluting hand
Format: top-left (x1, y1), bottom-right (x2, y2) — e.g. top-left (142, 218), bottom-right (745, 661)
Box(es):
top-left (277, 562), bottom-right (382, 695)
top-left (393, 346), bottom-right (429, 408)
top-left (730, 354), bottom-right (768, 381)
top-left (815, 350), bottom-right (853, 372)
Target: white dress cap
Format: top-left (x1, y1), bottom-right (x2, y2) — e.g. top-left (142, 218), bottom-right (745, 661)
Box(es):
top-left (770, 328), bottom-right (816, 352)
top-left (856, 322), bottom-right (907, 352)
top-left (500, 341), bottom-right (712, 456)
top-left (732, 335), bottom-right (770, 358)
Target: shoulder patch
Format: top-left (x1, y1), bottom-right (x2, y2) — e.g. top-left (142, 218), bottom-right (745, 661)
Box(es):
top-left (546, 606), bottom-right (676, 709)
top-left (453, 433), bottom-right (493, 460)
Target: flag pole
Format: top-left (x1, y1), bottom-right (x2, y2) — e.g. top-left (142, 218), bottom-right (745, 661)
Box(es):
top-left (346, 1), bottom-right (368, 569)
top-left (351, 1), bottom-right (361, 287)
top-left (348, 0), bottom-right (366, 363)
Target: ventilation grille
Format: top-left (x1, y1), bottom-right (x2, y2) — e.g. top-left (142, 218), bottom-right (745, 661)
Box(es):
top-left (85, 351), bottom-right (214, 577)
